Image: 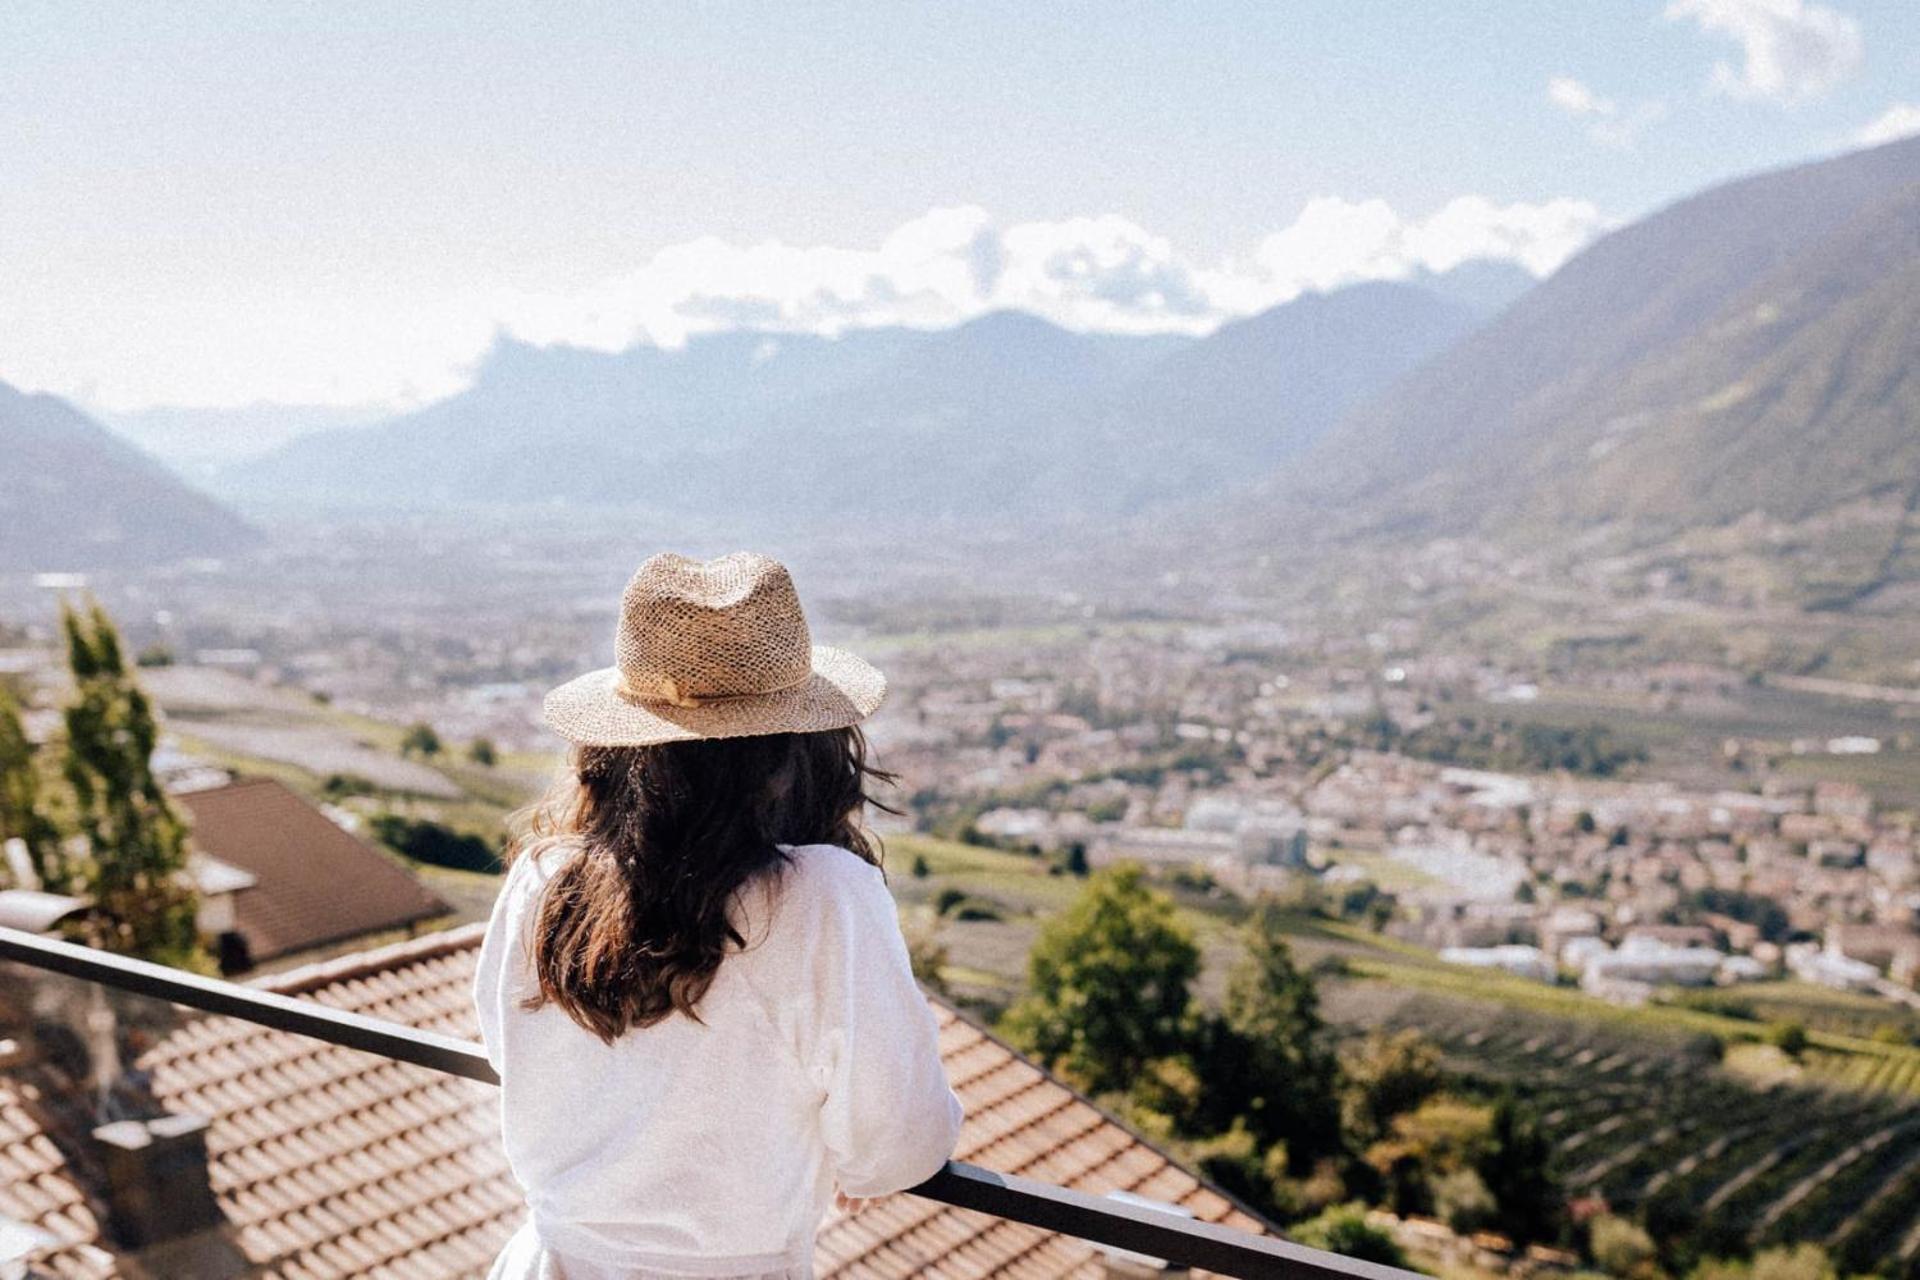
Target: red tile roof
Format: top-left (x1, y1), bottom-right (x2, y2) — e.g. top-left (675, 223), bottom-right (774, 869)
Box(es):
top-left (176, 778), bottom-right (452, 965)
top-left (6, 926), bottom-right (1266, 1278)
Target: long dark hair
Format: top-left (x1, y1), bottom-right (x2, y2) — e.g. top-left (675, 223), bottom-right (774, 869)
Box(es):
top-left (509, 726), bottom-right (896, 1043)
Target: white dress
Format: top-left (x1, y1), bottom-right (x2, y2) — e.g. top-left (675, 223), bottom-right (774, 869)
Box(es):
top-left (475, 841), bottom-right (963, 1280)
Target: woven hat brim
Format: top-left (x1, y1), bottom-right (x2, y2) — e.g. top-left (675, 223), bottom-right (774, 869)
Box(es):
top-left (541, 645), bottom-right (886, 747)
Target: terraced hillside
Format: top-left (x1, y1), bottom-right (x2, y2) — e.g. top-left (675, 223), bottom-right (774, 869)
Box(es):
top-left (1332, 986), bottom-right (1920, 1276)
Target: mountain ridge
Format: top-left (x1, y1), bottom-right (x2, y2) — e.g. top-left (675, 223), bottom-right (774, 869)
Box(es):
top-left (0, 381), bottom-right (262, 570)
top-left (227, 275), bottom-right (1503, 523)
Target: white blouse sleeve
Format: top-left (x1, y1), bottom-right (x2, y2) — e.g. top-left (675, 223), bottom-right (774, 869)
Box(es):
top-left (803, 853), bottom-right (964, 1197)
top-left (473, 850), bottom-right (546, 1076)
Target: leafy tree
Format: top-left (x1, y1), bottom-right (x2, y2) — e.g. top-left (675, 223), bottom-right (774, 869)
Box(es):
top-left (1478, 1093), bottom-right (1561, 1244)
top-left (910, 853), bottom-right (930, 878)
top-left (0, 684), bottom-right (64, 891)
top-left (370, 813), bottom-right (499, 872)
top-left (1769, 1020), bottom-right (1810, 1058)
top-left (1200, 900), bottom-right (1346, 1166)
top-left (467, 737), bottom-right (497, 767)
top-left (1747, 1244), bottom-right (1836, 1280)
top-left (1432, 1167), bottom-right (1498, 1233)
top-left (1343, 1029), bottom-right (1444, 1146)
top-left (1063, 841), bottom-right (1090, 877)
top-left (1002, 865), bottom-right (1199, 1095)
top-left (1362, 1095), bottom-right (1493, 1217)
top-left (1591, 1214), bottom-right (1658, 1278)
top-left (61, 603), bottom-right (202, 966)
top-left (400, 722), bottom-right (442, 758)
top-left (1291, 1203), bottom-right (1408, 1268)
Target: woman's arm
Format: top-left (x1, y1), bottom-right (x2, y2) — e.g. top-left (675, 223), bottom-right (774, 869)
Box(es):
top-left (808, 855), bottom-right (965, 1198)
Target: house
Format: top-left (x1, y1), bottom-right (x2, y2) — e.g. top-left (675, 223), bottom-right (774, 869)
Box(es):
top-left (0, 927), bottom-right (1266, 1278)
top-left (175, 778), bottom-right (452, 973)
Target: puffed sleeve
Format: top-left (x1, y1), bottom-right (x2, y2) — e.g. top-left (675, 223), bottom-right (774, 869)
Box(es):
top-left (473, 849), bottom-right (546, 1076)
top-left (805, 854), bottom-right (965, 1197)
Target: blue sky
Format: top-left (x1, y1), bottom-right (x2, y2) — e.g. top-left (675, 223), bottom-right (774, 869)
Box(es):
top-left (2, 0), bottom-right (1916, 410)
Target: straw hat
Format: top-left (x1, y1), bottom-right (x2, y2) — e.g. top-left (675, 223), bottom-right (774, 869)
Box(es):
top-left (542, 551), bottom-right (886, 747)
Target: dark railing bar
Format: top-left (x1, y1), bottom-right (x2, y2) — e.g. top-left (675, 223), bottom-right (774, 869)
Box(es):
top-left (0, 927), bottom-right (1420, 1280)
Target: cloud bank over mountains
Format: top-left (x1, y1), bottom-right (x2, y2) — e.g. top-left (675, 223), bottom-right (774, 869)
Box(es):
top-left (504, 198), bottom-right (1607, 353)
top-left (378, 195), bottom-right (1602, 414)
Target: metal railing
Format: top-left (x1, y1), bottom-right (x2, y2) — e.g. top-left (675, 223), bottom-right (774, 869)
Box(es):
top-left (0, 926), bottom-right (1421, 1280)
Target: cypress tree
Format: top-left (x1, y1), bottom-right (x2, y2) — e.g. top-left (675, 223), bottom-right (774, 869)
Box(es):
top-left (61, 602), bottom-right (202, 966)
top-left (0, 683), bottom-right (66, 890)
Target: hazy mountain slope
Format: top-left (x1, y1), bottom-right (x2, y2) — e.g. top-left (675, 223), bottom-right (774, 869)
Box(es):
top-left (1298, 136), bottom-right (1920, 539)
top-left (230, 316), bottom-right (1193, 518)
top-left (0, 381), bottom-right (261, 570)
top-left (98, 401), bottom-right (390, 478)
top-left (230, 268), bottom-right (1503, 526)
top-left (1087, 282), bottom-right (1482, 503)
top-left (230, 328), bottom-right (930, 506)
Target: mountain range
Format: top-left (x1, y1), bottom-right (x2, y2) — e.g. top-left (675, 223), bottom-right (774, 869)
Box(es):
top-left (1289, 136), bottom-right (1920, 564)
top-left (14, 133), bottom-right (1920, 590)
top-left (0, 381), bottom-right (260, 571)
top-left (225, 272), bottom-right (1504, 523)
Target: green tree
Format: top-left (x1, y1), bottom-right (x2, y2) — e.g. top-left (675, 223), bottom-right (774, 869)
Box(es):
top-left (1478, 1093), bottom-right (1560, 1244)
top-left (1343, 1030), bottom-right (1445, 1145)
top-left (467, 737), bottom-right (497, 767)
top-left (1063, 841), bottom-right (1090, 877)
top-left (1748, 1245), bottom-right (1835, 1280)
top-left (400, 722), bottom-right (442, 758)
top-left (1291, 1203), bottom-right (1407, 1268)
top-left (0, 685), bottom-right (65, 890)
top-left (1591, 1214), bottom-right (1658, 1278)
top-left (61, 603), bottom-right (202, 966)
top-left (1002, 865), bottom-right (1199, 1095)
top-left (1770, 1020), bottom-right (1809, 1059)
top-left (1201, 900), bottom-right (1346, 1166)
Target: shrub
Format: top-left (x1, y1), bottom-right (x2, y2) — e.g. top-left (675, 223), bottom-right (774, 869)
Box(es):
top-left (1590, 1214), bottom-right (1657, 1278)
top-left (1433, 1167), bottom-right (1498, 1234)
top-left (370, 814), bottom-right (499, 873)
top-left (1291, 1203), bottom-right (1407, 1268)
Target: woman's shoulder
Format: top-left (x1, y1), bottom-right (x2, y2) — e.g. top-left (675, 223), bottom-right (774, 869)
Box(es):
top-left (739, 843), bottom-right (888, 951)
top-left (500, 836), bottom-right (583, 903)
top-left (780, 842), bottom-right (885, 894)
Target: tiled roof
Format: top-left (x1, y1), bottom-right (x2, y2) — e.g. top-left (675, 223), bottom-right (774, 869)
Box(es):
top-left (0, 1074), bottom-right (117, 1279)
top-left (9, 925), bottom-right (1265, 1278)
top-left (176, 778), bottom-right (452, 964)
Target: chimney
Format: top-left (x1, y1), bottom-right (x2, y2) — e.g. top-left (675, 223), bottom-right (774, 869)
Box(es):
top-left (1096, 1190), bottom-right (1194, 1279)
top-left (89, 1113), bottom-right (224, 1249)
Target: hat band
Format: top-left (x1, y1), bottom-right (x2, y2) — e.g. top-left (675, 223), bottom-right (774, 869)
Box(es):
top-left (614, 667), bottom-right (812, 710)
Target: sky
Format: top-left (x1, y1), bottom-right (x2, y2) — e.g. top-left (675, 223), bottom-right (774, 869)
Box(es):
top-left (2, 0), bottom-right (1917, 412)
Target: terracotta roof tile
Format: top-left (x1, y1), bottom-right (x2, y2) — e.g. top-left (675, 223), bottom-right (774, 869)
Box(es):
top-left (1, 923), bottom-right (1269, 1277)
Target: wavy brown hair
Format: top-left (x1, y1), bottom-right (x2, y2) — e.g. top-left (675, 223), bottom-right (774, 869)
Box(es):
top-left (508, 726), bottom-right (895, 1043)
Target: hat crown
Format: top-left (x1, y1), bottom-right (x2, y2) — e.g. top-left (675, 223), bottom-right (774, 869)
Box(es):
top-left (614, 552), bottom-right (814, 707)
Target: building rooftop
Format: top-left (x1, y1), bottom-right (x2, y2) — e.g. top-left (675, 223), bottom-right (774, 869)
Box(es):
top-left (175, 778), bottom-right (452, 968)
top-left (4, 924), bottom-right (1263, 1278)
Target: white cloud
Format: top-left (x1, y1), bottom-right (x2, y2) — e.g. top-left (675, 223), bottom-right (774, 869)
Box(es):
top-left (500, 197), bottom-right (1608, 359)
top-left (70, 197), bottom-right (1610, 410)
top-left (1854, 102), bottom-right (1920, 148)
top-left (1544, 76), bottom-right (1667, 150)
top-left (1665, 0), bottom-right (1863, 104)
top-left (1548, 76), bottom-right (1615, 117)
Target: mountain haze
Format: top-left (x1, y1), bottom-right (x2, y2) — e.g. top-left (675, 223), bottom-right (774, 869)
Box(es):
top-left (1291, 136), bottom-right (1920, 564)
top-left (229, 276), bottom-right (1498, 524)
top-left (0, 381), bottom-right (261, 570)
